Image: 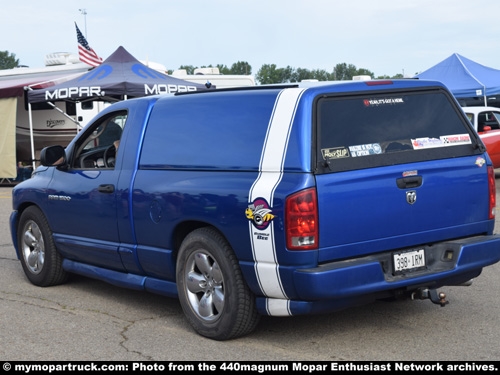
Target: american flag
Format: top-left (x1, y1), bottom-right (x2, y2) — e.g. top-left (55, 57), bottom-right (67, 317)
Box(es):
top-left (75, 22), bottom-right (103, 67)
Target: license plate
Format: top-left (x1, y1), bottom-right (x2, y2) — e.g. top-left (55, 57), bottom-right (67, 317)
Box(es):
top-left (393, 249), bottom-right (426, 273)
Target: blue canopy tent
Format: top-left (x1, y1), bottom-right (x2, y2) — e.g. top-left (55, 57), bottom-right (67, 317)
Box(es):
top-left (415, 53), bottom-right (500, 105)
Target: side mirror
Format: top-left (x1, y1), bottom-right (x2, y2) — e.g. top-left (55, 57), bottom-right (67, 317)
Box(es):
top-left (40, 145), bottom-right (67, 167)
top-left (482, 126), bottom-right (492, 132)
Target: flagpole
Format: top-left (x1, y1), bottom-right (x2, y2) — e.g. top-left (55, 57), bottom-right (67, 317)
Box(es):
top-left (79, 8), bottom-right (87, 38)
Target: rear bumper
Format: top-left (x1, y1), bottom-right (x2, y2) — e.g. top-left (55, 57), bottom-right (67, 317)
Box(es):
top-left (257, 235), bottom-right (500, 316)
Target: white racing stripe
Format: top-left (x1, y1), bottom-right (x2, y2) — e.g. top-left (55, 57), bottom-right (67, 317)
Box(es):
top-left (248, 88), bottom-right (305, 311)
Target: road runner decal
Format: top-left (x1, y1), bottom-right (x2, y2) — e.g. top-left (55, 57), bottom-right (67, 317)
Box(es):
top-left (248, 87), bottom-right (305, 315)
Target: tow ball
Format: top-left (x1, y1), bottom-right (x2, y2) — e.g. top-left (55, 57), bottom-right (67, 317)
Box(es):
top-left (412, 288), bottom-right (449, 307)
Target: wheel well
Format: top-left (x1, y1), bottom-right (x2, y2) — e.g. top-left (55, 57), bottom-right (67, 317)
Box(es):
top-left (171, 221), bottom-right (231, 259)
top-left (12, 202), bottom-right (38, 235)
top-left (172, 221), bottom-right (209, 256)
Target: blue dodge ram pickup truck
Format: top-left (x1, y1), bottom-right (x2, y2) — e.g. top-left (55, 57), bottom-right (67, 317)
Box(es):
top-left (10, 79), bottom-right (500, 340)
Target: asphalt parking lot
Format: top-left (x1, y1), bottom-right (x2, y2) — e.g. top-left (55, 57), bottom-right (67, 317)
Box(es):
top-left (1, 184), bottom-right (500, 361)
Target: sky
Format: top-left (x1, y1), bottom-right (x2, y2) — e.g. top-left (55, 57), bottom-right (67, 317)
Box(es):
top-left (2, 0), bottom-right (500, 78)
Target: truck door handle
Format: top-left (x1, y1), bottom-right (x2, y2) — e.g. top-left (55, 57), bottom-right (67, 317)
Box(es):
top-left (98, 184), bottom-right (115, 193)
top-left (396, 176), bottom-right (422, 189)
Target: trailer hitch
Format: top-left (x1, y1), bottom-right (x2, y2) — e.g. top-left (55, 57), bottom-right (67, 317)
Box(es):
top-left (412, 288), bottom-right (449, 307)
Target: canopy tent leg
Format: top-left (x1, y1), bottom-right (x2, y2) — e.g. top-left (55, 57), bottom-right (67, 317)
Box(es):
top-left (28, 102), bottom-right (36, 170)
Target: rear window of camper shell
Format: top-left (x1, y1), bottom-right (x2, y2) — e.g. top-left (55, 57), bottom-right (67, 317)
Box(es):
top-left (315, 89), bottom-right (481, 173)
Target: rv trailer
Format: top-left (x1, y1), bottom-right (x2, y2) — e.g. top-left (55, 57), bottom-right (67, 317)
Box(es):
top-left (171, 67), bottom-right (255, 88)
top-left (0, 53), bottom-right (101, 165)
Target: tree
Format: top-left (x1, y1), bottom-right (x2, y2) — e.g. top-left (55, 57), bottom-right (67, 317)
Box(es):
top-left (215, 64), bottom-right (231, 75)
top-left (376, 73), bottom-right (404, 79)
top-left (255, 64), bottom-right (294, 84)
top-left (355, 68), bottom-right (375, 79)
top-left (277, 66), bottom-right (294, 83)
top-left (230, 61), bottom-right (252, 75)
top-left (255, 64), bottom-right (280, 84)
top-left (174, 61), bottom-right (400, 82)
top-left (329, 63), bottom-right (351, 80)
top-left (0, 50), bottom-right (19, 70)
top-left (177, 65), bottom-right (196, 75)
top-left (291, 68), bottom-right (313, 82)
top-left (330, 63), bottom-right (374, 80)
top-left (310, 69), bottom-right (330, 81)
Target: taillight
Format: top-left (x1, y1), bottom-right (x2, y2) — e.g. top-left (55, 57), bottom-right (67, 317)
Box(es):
top-left (285, 188), bottom-right (318, 250)
top-left (488, 165), bottom-right (496, 220)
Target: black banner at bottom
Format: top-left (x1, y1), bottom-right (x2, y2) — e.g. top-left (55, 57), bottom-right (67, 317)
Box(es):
top-left (1, 361), bottom-right (499, 373)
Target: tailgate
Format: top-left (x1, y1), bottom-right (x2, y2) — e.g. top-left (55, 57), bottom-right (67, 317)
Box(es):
top-left (316, 156), bottom-right (492, 262)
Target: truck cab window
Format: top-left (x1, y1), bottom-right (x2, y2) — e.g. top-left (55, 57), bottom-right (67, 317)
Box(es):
top-left (73, 111), bottom-right (127, 169)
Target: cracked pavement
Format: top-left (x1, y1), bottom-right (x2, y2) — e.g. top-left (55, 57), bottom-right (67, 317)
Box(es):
top-left (1, 186), bottom-right (500, 361)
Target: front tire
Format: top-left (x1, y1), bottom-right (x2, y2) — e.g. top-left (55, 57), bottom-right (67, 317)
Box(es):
top-left (176, 227), bottom-right (260, 340)
top-left (17, 206), bottom-right (68, 286)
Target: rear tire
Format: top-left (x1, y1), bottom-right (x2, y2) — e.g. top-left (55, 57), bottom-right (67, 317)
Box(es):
top-left (17, 206), bottom-right (68, 287)
top-left (176, 227), bottom-right (260, 340)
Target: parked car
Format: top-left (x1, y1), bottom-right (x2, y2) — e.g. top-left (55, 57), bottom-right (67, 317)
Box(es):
top-left (462, 106), bottom-right (500, 168)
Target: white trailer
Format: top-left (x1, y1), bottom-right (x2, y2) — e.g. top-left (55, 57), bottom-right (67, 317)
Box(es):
top-left (171, 67), bottom-right (255, 88)
top-left (0, 54), bottom-right (99, 177)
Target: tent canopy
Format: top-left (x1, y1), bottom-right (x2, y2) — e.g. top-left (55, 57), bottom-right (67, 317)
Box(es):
top-left (27, 46), bottom-right (213, 103)
top-left (415, 53), bottom-right (500, 98)
top-left (0, 71), bottom-right (87, 99)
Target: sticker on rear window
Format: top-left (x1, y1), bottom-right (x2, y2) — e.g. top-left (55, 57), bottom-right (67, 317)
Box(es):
top-left (441, 134), bottom-right (471, 145)
top-left (321, 147), bottom-right (350, 159)
top-left (349, 143), bottom-right (382, 157)
top-left (412, 134), bottom-right (471, 149)
top-left (363, 98), bottom-right (404, 106)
